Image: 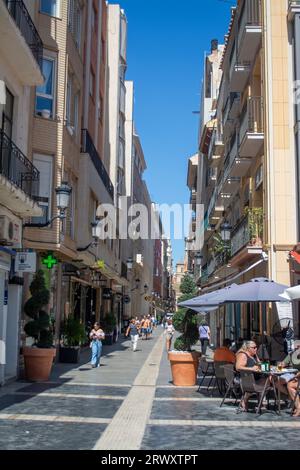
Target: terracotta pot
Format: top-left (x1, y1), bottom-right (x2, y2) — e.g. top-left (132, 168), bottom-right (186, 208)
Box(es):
top-left (23, 347), bottom-right (56, 382)
top-left (168, 351), bottom-right (201, 386)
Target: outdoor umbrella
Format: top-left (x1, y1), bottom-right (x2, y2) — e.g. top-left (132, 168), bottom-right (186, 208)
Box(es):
top-left (279, 285), bottom-right (300, 301)
top-left (178, 283), bottom-right (238, 309)
top-left (222, 278), bottom-right (289, 303)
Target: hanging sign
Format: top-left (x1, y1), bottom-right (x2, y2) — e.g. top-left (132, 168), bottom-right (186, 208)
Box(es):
top-left (15, 252), bottom-right (37, 273)
top-left (123, 295), bottom-right (131, 304)
top-left (102, 288), bottom-right (113, 300)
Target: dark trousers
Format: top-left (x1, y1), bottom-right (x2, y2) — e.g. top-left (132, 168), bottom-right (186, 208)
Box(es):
top-left (200, 338), bottom-right (209, 355)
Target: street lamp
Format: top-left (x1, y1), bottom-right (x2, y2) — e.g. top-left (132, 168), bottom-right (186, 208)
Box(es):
top-left (144, 283), bottom-right (149, 294)
top-left (194, 252), bottom-right (203, 266)
top-left (220, 221), bottom-right (232, 242)
top-left (77, 219), bottom-right (100, 252)
top-left (24, 181), bottom-right (72, 228)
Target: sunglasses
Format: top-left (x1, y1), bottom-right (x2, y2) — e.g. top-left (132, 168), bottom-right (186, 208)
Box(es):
top-left (250, 346), bottom-right (258, 349)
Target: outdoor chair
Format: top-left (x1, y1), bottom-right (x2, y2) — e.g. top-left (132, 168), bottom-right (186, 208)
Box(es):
top-left (197, 357), bottom-right (215, 392)
top-left (212, 361), bottom-right (229, 395)
top-left (238, 371), bottom-right (277, 415)
top-left (220, 364), bottom-right (241, 407)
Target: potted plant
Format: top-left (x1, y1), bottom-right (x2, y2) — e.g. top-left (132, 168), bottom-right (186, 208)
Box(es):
top-left (168, 274), bottom-right (201, 386)
top-left (245, 207), bottom-right (263, 246)
top-left (102, 312), bottom-right (117, 345)
top-left (59, 317), bottom-right (87, 363)
top-left (41, 109), bottom-right (51, 119)
top-left (23, 270), bottom-right (56, 382)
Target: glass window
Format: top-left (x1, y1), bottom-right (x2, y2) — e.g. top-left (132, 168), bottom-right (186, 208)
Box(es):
top-left (32, 154), bottom-right (53, 224)
top-left (68, 0), bottom-right (82, 51)
top-left (36, 57), bottom-right (55, 117)
top-left (40, 0), bottom-right (59, 17)
top-left (2, 88), bottom-right (14, 138)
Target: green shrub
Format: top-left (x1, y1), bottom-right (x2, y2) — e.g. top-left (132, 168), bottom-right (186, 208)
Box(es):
top-left (24, 270), bottom-right (53, 348)
top-left (60, 317), bottom-right (87, 347)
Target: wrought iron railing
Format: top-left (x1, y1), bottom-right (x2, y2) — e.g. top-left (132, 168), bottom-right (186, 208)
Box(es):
top-left (0, 129), bottom-right (40, 199)
top-left (4, 0), bottom-right (43, 69)
top-left (81, 129), bottom-right (114, 200)
top-left (240, 96), bottom-right (264, 140)
top-left (231, 215), bottom-right (250, 257)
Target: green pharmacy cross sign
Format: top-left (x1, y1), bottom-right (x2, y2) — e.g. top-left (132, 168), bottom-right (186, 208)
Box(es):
top-left (42, 253), bottom-right (58, 269)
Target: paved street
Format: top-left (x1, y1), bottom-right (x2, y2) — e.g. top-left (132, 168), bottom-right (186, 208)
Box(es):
top-left (0, 328), bottom-right (300, 450)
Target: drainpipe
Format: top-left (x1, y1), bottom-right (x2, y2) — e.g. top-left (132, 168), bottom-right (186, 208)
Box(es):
top-left (83, 0), bottom-right (92, 129)
top-left (294, 14), bottom-right (300, 241)
top-left (94, 0), bottom-right (103, 149)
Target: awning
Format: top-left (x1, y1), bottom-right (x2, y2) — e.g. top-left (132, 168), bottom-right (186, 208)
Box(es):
top-left (290, 250), bottom-right (300, 265)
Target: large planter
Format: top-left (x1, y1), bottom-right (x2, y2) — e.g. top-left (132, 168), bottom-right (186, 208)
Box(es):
top-left (168, 351), bottom-right (201, 386)
top-left (59, 346), bottom-right (80, 363)
top-left (23, 347), bottom-right (56, 382)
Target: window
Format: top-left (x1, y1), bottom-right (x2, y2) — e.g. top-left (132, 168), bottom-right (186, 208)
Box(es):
top-left (68, 0), bottom-right (82, 50)
top-left (66, 73), bottom-right (80, 136)
top-left (40, 0), bottom-right (60, 17)
top-left (32, 154), bottom-right (53, 224)
top-left (36, 57), bottom-right (55, 118)
top-left (2, 88), bottom-right (14, 138)
top-left (63, 171), bottom-right (76, 239)
top-left (255, 164), bottom-right (263, 189)
top-left (89, 69), bottom-right (94, 96)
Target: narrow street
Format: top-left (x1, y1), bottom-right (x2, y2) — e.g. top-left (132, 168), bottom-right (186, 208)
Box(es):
top-left (0, 329), bottom-right (300, 450)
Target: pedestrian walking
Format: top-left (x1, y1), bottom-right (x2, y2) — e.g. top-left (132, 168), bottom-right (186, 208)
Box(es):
top-left (89, 322), bottom-right (105, 368)
top-left (199, 320), bottom-right (210, 356)
top-left (126, 318), bottom-right (140, 351)
top-left (165, 319), bottom-right (175, 351)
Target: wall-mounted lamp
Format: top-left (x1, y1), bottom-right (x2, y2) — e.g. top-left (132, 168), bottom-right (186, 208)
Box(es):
top-left (77, 219), bottom-right (100, 252)
top-left (24, 182), bottom-right (72, 228)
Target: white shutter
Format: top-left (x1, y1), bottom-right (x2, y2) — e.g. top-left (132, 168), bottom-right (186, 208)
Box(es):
top-left (32, 154), bottom-right (53, 223)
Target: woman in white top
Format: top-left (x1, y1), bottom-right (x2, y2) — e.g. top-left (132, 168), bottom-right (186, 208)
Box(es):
top-left (165, 319), bottom-right (175, 351)
top-left (89, 322), bottom-right (105, 368)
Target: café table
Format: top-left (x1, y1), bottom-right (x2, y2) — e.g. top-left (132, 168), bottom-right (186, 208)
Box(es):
top-left (258, 368), bottom-right (298, 414)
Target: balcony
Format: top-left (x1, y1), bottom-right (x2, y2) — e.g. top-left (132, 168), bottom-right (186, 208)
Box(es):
top-left (229, 59), bottom-right (251, 93)
top-left (230, 212), bottom-right (263, 266)
top-left (239, 97), bottom-right (264, 157)
top-left (120, 80), bottom-right (126, 116)
top-left (288, 1), bottom-right (300, 21)
top-left (223, 135), bottom-right (252, 187)
top-left (237, 0), bottom-right (262, 63)
top-left (81, 129), bottom-right (114, 200)
top-left (0, 129), bottom-right (42, 216)
top-left (0, 0), bottom-right (44, 86)
top-left (223, 92), bottom-right (241, 136)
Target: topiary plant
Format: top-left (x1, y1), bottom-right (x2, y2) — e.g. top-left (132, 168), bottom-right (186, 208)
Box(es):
top-left (104, 312), bottom-right (117, 334)
top-left (173, 308), bottom-right (199, 351)
top-left (24, 270), bottom-right (53, 348)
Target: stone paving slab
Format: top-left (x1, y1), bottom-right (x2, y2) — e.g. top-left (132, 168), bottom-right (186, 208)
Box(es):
top-left (16, 383), bottom-right (130, 397)
top-left (141, 425), bottom-right (300, 450)
top-left (0, 420), bottom-right (106, 450)
top-left (0, 394), bottom-right (123, 419)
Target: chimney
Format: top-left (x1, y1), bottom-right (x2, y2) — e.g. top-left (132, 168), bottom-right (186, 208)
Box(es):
top-left (211, 39), bottom-right (218, 53)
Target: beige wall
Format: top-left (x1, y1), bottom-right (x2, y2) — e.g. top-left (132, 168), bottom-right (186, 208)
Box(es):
top-left (264, 0), bottom-right (297, 284)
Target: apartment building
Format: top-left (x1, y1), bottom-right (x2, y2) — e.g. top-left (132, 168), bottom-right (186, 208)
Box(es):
top-left (193, 0), bottom-right (299, 346)
top-left (0, 0), bottom-right (44, 384)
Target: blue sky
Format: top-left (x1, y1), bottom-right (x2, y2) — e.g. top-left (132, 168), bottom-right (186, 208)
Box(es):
top-left (113, 0), bottom-right (232, 266)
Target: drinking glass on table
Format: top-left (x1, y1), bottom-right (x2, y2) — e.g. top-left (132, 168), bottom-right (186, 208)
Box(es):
top-left (277, 362), bottom-right (284, 372)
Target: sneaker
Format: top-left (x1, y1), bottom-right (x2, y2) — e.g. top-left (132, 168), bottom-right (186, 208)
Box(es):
top-left (91, 364), bottom-right (96, 368)
top-left (97, 364), bottom-right (100, 367)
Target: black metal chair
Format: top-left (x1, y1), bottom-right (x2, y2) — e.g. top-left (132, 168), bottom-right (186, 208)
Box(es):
top-left (238, 371), bottom-right (277, 414)
top-left (197, 358), bottom-right (214, 392)
top-left (220, 364), bottom-right (241, 407)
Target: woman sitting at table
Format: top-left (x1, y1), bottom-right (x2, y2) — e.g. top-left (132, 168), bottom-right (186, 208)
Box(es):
top-left (235, 340), bottom-right (267, 411)
top-left (275, 343), bottom-right (300, 416)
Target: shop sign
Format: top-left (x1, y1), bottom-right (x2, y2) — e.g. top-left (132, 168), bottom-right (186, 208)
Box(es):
top-left (276, 302), bottom-right (294, 328)
top-left (42, 252), bottom-right (58, 269)
top-left (15, 252), bottom-right (37, 273)
top-left (102, 288), bottom-right (113, 300)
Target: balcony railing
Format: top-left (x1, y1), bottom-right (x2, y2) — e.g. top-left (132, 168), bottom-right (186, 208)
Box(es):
top-left (230, 209), bottom-right (263, 258)
top-left (81, 129), bottom-right (114, 200)
top-left (231, 215), bottom-right (250, 257)
top-left (4, 0), bottom-right (43, 69)
top-left (0, 129), bottom-right (40, 199)
top-left (238, 0), bottom-right (261, 40)
top-left (240, 96), bottom-right (264, 138)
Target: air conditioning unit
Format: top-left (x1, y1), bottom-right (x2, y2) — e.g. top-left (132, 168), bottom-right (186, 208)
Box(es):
top-left (0, 215), bottom-right (15, 245)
